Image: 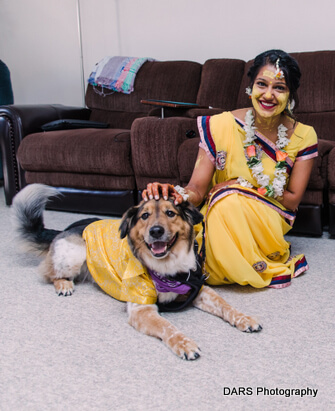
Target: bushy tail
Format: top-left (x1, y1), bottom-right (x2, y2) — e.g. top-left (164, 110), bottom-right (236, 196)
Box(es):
top-left (11, 184), bottom-right (62, 254)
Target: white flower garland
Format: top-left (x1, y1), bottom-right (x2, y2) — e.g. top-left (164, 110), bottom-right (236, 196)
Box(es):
top-left (239, 110), bottom-right (289, 199)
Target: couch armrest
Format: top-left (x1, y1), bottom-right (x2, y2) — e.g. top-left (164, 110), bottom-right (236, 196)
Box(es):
top-left (0, 104), bottom-right (91, 137)
top-left (0, 104), bottom-right (91, 205)
top-left (328, 147), bottom-right (335, 235)
top-left (306, 138), bottom-right (335, 191)
top-left (130, 116), bottom-right (199, 189)
top-left (328, 146), bottom-right (335, 200)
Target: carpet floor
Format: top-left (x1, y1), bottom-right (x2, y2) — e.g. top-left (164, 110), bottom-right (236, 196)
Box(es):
top-left (0, 187), bottom-right (334, 410)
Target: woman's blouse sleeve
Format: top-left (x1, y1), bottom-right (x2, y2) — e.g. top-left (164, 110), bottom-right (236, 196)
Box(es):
top-left (294, 125), bottom-right (318, 162)
top-left (197, 116), bottom-right (216, 166)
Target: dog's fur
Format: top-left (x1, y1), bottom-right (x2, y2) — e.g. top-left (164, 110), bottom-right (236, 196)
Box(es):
top-left (12, 184), bottom-right (262, 360)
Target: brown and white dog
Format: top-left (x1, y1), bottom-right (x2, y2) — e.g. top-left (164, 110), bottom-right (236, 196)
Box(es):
top-left (12, 184), bottom-right (262, 360)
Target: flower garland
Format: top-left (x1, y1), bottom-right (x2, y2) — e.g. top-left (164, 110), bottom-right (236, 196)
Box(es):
top-left (237, 110), bottom-right (289, 198)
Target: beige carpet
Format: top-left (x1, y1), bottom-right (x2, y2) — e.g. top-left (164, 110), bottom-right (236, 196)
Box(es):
top-left (0, 187), bottom-right (334, 410)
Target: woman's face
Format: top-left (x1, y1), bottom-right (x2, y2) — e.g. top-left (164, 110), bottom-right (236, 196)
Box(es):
top-left (251, 64), bottom-right (290, 120)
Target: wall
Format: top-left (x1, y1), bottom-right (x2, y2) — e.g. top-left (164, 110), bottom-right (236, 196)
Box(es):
top-left (0, 0), bottom-right (334, 107)
top-left (0, 0), bottom-right (83, 105)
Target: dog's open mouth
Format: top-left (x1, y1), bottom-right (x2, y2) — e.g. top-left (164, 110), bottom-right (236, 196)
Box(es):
top-left (147, 233), bottom-right (178, 258)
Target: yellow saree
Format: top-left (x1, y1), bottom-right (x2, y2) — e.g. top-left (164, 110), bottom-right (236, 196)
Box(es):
top-left (196, 112), bottom-right (318, 288)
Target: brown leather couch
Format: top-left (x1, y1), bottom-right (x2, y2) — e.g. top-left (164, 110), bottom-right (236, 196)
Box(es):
top-left (0, 60), bottom-right (202, 215)
top-left (0, 51), bottom-right (334, 236)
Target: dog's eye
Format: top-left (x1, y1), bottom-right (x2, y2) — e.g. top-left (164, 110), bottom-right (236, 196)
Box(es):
top-left (166, 210), bottom-right (176, 218)
top-left (141, 212), bottom-right (150, 220)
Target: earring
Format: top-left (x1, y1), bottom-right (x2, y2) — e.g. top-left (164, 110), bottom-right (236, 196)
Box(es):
top-left (286, 99), bottom-right (295, 115)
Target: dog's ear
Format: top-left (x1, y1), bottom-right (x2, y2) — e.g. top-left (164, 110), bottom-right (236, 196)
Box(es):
top-left (178, 201), bottom-right (204, 226)
top-left (119, 205), bottom-right (140, 239)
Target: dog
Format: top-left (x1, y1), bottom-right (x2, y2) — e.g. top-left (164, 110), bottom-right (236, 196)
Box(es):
top-left (12, 184), bottom-right (262, 360)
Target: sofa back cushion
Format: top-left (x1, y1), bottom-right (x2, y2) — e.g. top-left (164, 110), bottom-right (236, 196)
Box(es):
top-left (85, 60), bottom-right (202, 128)
top-left (290, 51), bottom-right (335, 114)
top-left (196, 58), bottom-right (245, 110)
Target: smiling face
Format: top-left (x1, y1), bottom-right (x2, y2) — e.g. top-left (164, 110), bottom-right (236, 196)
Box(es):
top-left (119, 198), bottom-right (203, 275)
top-left (251, 64), bottom-right (290, 120)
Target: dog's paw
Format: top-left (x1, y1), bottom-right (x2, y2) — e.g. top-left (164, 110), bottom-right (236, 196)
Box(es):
top-left (53, 279), bottom-right (74, 296)
top-left (170, 335), bottom-right (201, 360)
top-left (234, 315), bottom-right (262, 333)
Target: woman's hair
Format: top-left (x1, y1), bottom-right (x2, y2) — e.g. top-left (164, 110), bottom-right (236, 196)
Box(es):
top-left (247, 49), bottom-right (301, 109)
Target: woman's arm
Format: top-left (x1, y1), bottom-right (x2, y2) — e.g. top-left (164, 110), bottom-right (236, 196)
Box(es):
top-left (183, 148), bottom-right (215, 206)
top-left (278, 158), bottom-right (315, 211)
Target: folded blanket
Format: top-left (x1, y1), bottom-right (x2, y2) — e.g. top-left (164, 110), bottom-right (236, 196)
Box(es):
top-left (88, 56), bottom-right (154, 94)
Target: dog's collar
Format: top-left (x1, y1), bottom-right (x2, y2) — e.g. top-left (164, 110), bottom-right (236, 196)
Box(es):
top-left (148, 238), bottom-right (206, 312)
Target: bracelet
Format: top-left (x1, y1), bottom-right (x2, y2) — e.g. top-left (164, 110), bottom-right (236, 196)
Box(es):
top-left (174, 185), bottom-right (190, 201)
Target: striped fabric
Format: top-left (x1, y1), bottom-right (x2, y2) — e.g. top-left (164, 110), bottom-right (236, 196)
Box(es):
top-left (88, 56), bottom-right (154, 94)
top-left (296, 143), bottom-right (318, 161)
top-left (207, 186), bottom-right (297, 226)
top-left (197, 116), bottom-right (216, 165)
top-left (269, 256), bottom-right (308, 288)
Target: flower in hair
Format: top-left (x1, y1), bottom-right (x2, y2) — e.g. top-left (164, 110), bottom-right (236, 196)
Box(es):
top-left (275, 58), bottom-right (284, 79)
top-left (245, 87), bottom-right (252, 96)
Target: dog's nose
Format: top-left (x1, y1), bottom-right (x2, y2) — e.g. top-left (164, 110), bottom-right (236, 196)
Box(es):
top-left (149, 225), bottom-right (165, 239)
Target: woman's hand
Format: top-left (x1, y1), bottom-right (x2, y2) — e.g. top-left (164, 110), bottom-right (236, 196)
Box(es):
top-left (207, 179), bottom-right (238, 198)
top-left (142, 182), bottom-right (184, 204)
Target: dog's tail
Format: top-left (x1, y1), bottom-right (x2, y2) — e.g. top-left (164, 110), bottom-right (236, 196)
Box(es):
top-left (11, 184), bottom-right (62, 255)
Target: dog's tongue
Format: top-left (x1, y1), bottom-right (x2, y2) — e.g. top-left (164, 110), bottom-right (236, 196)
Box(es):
top-left (151, 241), bottom-right (167, 255)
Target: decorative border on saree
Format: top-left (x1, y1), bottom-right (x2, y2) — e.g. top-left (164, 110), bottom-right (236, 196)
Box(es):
top-left (268, 256), bottom-right (308, 288)
top-left (206, 186), bottom-right (296, 226)
top-left (197, 116), bottom-right (216, 166)
top-left (295, 143), bottom-right (318, 161)
top-left (234, 117), bottom-right (294, 174)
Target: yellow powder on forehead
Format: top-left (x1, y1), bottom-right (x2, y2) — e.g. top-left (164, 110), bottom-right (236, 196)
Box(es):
top-left (262, 70), bottom-right (276, 79)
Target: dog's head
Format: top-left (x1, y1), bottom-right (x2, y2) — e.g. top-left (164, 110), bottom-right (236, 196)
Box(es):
top-left (119, 198), bottom-right (203, 274)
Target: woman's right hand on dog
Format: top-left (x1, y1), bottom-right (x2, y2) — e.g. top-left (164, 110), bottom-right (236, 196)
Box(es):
top-left (142, 182), bottom-right (184, 205)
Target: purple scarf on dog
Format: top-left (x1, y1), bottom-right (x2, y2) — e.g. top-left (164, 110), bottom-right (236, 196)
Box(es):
top-left (148, 269), bottom-right (192, 294)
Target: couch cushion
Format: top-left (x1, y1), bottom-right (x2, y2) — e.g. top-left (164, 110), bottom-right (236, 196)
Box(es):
top-left (295, 112), bottom-right (335, 144)
top-left (196, 59), bottom-right (245, 110)
top-left (178, 138), bottom-right (200, 186)
top-left (85, 60), bottom-right (202, 126)
top-left (303, 139), bottom-right (335, 193)
top-left (235, 60), bottom-right (254, 110)
top-left (17, 129), bottom-right (133, 176)
top-left (89, 109), bottom-right (148, 129)
top-left (300, 190), bottom-right (323, 206)
top-left (290, 51), bottom-right (335, 114)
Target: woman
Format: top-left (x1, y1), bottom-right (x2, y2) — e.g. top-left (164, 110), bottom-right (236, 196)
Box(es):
top-left (143, 49), bottom-right (318, 289)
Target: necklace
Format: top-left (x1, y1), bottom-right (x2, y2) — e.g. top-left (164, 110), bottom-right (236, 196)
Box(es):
top-left (237, 110), bottom-right (289, 198)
